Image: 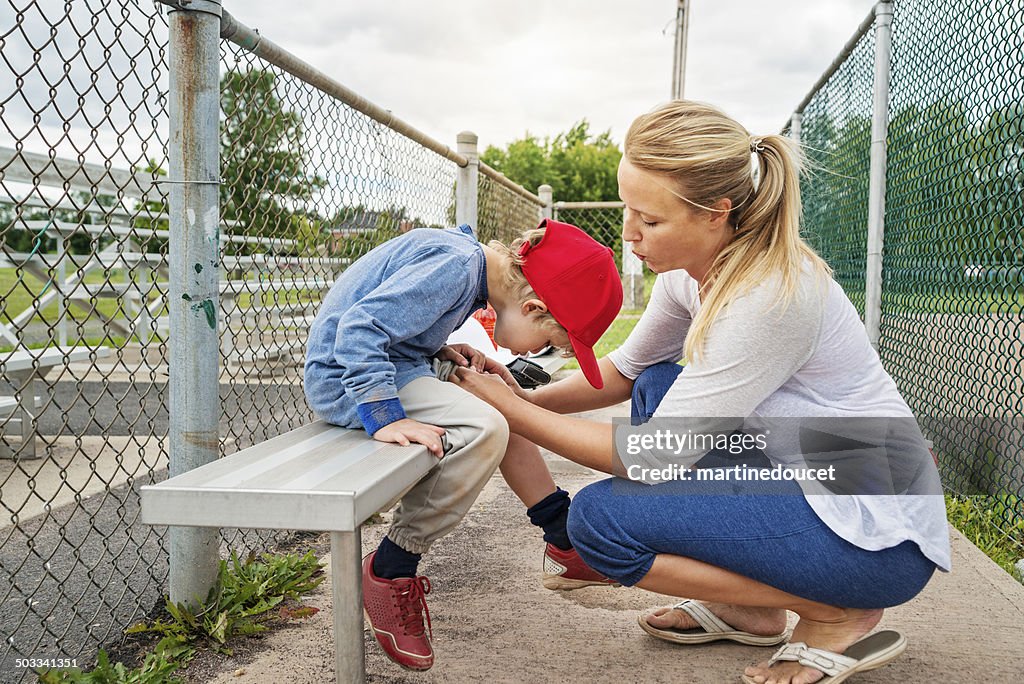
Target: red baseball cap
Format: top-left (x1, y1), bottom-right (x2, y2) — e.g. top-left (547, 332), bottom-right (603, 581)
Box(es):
top-left (518, 219), bottom-right (623, 389)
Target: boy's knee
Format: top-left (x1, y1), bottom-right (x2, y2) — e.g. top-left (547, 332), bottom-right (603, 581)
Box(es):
top-left (463, 401), bottom-right (509, 464)
top-left (480, 404), bottom-right (510, 448)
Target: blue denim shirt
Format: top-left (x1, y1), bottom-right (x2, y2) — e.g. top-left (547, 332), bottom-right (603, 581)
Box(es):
top-left (304, 226), bottom-right (487, 434)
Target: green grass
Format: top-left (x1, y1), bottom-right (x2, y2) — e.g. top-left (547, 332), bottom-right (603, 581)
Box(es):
top-left (883, 289), bottom-right (1024, 314)
top-left (0, 266), bottom-right (167, 351)
top-left (945, 494), bottom-right (1024, 580)
top-left (0, 265), bottom-right (323, 352)
top-left (38, 550), bottom-right (324, 683)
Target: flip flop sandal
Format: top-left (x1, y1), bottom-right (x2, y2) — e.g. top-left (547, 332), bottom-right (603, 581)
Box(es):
top-left (740, 629), bottom-right (907, 684)
top-left (637, 599), bottom-right (791, 646)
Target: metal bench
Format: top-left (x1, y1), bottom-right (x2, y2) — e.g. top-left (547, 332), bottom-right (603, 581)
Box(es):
top-left (1, 346), bottom-right (111, 458)
top-left (141, 351), bottom-right (568, 683)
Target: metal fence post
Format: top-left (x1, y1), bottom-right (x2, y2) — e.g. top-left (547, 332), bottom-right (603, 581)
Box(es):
top-left (455, 131), bottom-right (479, 233)
top-left (165, 0), bottom-right (223, 609)
top-left (789, 112), bottom-right (802, 144)
top-left (622, 208), bottom-right (645, 309)
top-left (538, 185), bottom-right (553, 220)
top-left (864, 0), bottom-right (892, 351)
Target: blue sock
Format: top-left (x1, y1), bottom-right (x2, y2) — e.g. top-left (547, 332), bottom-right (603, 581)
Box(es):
top-left (527, 488), bottom-right (572, 551)
top-left (372, 536), bottom-right (422, 579)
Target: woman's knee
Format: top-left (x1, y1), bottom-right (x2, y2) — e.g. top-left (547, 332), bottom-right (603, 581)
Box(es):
top-left (567, 480), bottom-right (654, 584)
top-left (631, 362), bottom-right (683, 422)
top-left (567, 481), bottom-right (614, 549)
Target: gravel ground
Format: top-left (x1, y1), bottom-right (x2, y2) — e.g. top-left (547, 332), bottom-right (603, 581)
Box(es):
top-left (0, 379), bottom-right (315, 684)
top-left (4, 386), bottom-right (1024, 683)
top-left (178, 470), bottom-right (1024, 684)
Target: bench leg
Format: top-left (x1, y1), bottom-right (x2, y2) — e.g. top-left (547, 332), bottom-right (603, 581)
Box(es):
top-left (331, 528), bottom-right (365, 684)
top-left (12, 372), bottom-right (38, 459)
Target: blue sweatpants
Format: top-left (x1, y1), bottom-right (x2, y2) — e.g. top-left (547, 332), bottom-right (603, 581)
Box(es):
top-left (567, 362), bottom-right (937, 608)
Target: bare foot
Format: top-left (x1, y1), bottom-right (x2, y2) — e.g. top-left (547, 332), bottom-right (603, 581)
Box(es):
top-left (643, 601), bottom-right (788, 637)
top-left (743, 608), bottom-right (884, 684)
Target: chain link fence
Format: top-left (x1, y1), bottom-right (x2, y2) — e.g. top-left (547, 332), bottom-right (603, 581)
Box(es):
top-left (882, 0), bottom-right (1023, 530)
top-left (789, 0), bottom-right (1024, 549)
top-left (1, 2), bottom-right (173, 679)
top-left (787, 15), bottom-right (875, 317)
top-left (553, 203), bottom-right (625, 267)
top-left (476, 173), bottom-right (542, 246)
top-left (0, 1), bottom-right (547, 679)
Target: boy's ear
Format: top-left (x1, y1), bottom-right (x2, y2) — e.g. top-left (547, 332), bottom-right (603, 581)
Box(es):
top-left (521, 298), bottom-right (548, 316)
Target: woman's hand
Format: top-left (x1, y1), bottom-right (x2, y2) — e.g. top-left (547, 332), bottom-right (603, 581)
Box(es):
top-left (435, 343), bottom-right (487, 373)
top-left (450, 366), bottom-right (522, 410)
top-left (478, 356), bottom-right (533, 401)
top-left (451, 366), bottom-right (617, 475)
top-left (372, 418), bottom-right (446, 457)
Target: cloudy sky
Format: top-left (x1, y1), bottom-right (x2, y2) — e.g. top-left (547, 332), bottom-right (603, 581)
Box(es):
top-left (231, 0), bottom-right (878, 150)
top-left (0, 0), bottom-right (878, 186)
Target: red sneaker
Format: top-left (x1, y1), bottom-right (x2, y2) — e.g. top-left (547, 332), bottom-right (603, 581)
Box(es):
top-left (542, 543), bottom-right (621, 590)
top-left (361, 551), bottom-right (434, 671)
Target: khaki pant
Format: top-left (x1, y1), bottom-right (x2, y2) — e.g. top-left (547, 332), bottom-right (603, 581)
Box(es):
top-left (385, 376), bottom-right (509, 554)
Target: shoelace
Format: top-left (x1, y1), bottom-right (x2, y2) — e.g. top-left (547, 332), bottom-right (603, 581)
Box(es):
top-left (392, 575), bottom-right (432, 638)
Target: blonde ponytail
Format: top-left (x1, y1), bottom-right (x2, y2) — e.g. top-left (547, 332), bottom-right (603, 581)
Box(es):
top-left (624, 101), bottom-right (830, 360)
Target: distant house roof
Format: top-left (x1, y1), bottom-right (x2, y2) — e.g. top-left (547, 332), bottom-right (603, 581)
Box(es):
top-left (328, 210), bottom-right (382, 236)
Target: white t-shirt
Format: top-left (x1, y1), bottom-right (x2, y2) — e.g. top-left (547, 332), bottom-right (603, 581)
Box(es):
top-left (607, 267), bottom-right (952, 571)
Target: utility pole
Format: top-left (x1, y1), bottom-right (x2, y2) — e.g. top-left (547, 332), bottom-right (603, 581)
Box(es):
top-left (671, 0), bottom-right (689, 99)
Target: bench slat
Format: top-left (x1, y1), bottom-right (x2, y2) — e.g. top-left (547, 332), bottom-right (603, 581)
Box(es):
top-left (141, 421), bottom-right (437, 532)
top-left (199, 423), bottom-right (360, 489)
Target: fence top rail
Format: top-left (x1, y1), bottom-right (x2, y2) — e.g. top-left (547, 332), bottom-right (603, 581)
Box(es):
top-left (218, 8), bottom-right (468, 170)
top-left (785, 1), bottom-right (883, 129)
top-left (554, 201), bottom-right (625, 210)
top-left (2, 193), bottom-right (138, 222)
top-left (478, 162), bottom-right (545, 207)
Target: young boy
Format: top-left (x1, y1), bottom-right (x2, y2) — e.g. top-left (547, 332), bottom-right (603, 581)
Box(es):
top-left (304, 219), bottom-right (622, 671)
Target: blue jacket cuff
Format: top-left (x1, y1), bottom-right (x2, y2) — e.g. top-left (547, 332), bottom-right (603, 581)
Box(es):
top-left (357, 398), bottom-right (406, 435)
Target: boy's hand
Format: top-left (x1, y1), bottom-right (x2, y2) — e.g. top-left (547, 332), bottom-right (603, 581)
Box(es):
top-left (435, 343), bottom-right (487, 373)
top-left (373, 419), bottom-right (447, 458)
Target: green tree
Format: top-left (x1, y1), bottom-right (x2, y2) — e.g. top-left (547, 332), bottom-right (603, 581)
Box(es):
top-left (220, 70), bottom-right (325, 248)
top-left (885, 100), bottom-right (981, 283)
top-left (975, 102), bottom-right (1024, 269)
top-left (132, 158), bottom-right (169, 254)
top-left (481, 120), bottom-right (622, 202)
top-left (481, 134), bottom-right (551, 196)
top-left (480, 120), bottom-right (623, 254)
top-left (798, 108), bottom-right (872, 312)
top-left (292, 214), bottom-right (325, 258)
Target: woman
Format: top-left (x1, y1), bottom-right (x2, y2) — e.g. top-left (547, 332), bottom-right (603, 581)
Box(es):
top-left (452, 100), bottom-right (950, 684)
